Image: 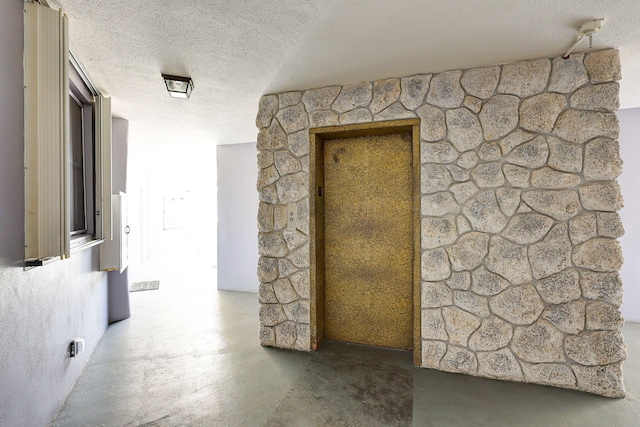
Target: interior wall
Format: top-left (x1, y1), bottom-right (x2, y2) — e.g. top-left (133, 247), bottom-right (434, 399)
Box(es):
top-left (0, 3), bottom-right (108, 426)
top-left (618, 108), bottom-right (640, 323)
top-left (217, 142), bottom-right (259, 292)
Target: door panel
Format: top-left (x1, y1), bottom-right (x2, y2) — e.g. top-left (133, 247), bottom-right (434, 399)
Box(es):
top-left (324, 132), bottom-right (413, 350)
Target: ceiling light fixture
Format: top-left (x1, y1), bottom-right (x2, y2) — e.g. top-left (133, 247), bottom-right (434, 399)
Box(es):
top-left (162, 74), bottom-right (194, 99)
top-left (563, 18), bottom-right (604, 59)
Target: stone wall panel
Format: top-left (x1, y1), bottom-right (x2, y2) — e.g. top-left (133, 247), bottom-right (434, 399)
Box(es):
top-left (256, 49), bottom-right (626, 398)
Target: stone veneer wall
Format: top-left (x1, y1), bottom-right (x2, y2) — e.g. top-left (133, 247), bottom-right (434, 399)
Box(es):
top-left (256, 49), bottom-right (627, 398)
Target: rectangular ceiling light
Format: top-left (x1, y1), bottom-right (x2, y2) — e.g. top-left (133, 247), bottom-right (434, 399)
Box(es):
top-left (162, 74), bottom-right (193, 99)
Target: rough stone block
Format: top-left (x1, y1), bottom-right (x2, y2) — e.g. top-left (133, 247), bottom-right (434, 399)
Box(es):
top-left (257, 202), bottom-right (274, 232)
top-left (258, 232), bottom-right (288, 257)
top-left (446, 232), bottom-right (489, 271)
top-left (442, 306), bottom-right (481, 346)
top-left (417, 105), bottom-right (447, 142)
top-left (421, 281), bottom-right (453, 308)
top-left (450, 181), bottom-right (479, 204)
top-left (568, 213), bottom-right (597, 245)
top-left (446, 107), bottom-right (483, 151)
top-left (553, 110), bottom-right (619, 144)
top-left (498, 58), bottom-right (551, 97)
top-left (584, 49), bottom-right (622, 83)
top-left (283, 299), bottom-right (310, 323)
top-left (446, 271), bottom-right (471, 290)
top-left (422, 308), bottom-right (449, 340)
top-left (421, 164), bottom-right (452, 194)
top-left (256, 95), bottom-right (279, 129)
top-left (471, 266), bottom-right (510, 296)
top-left (302, 86), bottom-right (341, 112)
top-left (289, 270), bottom-right (310, 299)
top-left (565, 330), bottom-right (626, 366)
top-left (339, 108), bottom-right (372, 124)
top-left (274, 150), bottom-right (301, 176)
top-left (530, 168), bottom-right (580, 189)
top-left (479, 94), bottom-right (519, 140)
top-left (421, 141), bottom-right (458, 163)
top-left (572, 363), bottom-right (625, 398)
top-left (547, 137), bottom-right (582, 173)
top-left (521, 363), bottom-right (577, 388)
top-left (477, 349), bottom-right (523, 380)
top-left (274, 321), bottom-right (297, 348)
top-left (370, 79), bottom-right (401, 114)
top-left (276, 172), bottom-right (307, 203)
top-left (597, 212), bottom-right (625, 238)
top-left (586, 301), bottom-right (624, 331)
top-left (468, 316), bottom-right (513, 351)
top-left (502, 164), bottom-right (531, 188)
top-left (471, 163), bottom-right (505, 188)
top-left (257, 256), bottom-right (279, 284)
top-left (287, 244), bottom-right (309, 268)
top-left (421, 249), bottom-right (451, 281)
top-left (440, 345), bottom-right (478, 375)
top-left (295, 323), bottom-right (311, 351)
top-left (580, 271), bottom-right (623, 306)
top-left (421, 340), bottom-right (447, 369)
top-left (257, 150), bottom-right (274, 169)
top-left (309, 110), bottom-right (339, 128)
top-left (583, 138), bottom-right (622, 181)
top-left (502, 213), bottom-right (553, 245)
top-left (495, 187), bottom-right (521, 217)
top-left (570, 82), bottom-right (619, 112)
top-left (332, 82), bottom-right (373, 113)
top-left (457, 151), bottom-right (479, 169)
top-left (260, 325), bottom-right (276, 346)
top-left (463, 96), bottom-right (482, 113)
top-left (400, 74), bottom-right (432, 110)
top-left (491, 285), bottom-right (545, 325)
top-left (278, 258), bottom-right (297, 279)
top-left (273, 279), bottom-right (300, 304)
top-left (548, 53), bottom-right (588, 93)
top-left (453, 290), bottom-right (490, 318)
top-left (374, 102), bottom-right (416, 121)
top-left (529, 223), bottom-right (572, 280)
top-left (499, 129), bottom-right (536, 155)
top-left (512, 320), bottom-right (565, 362)
top-left (486, 236), bottom-right (532, 284)
top-left (478, 142), bottom-right (502, 161)
top-left (519, 93), bottom-right (566, 133)
top-left (463, 190), bottom-right (508, 233)
top-left (535, 269), bottom-right (581, 305)
top-left (522, 190), bottom-right (580, 220)
top-left (505, 136), bottom-right (549, 169)
top-left (422, 192), bottom-right (459, 216)
top-left (257, 119), bottom-right (287, 150)
top-left (542, 299), bottom-right (586, 334)
top-left (278, 91), bottom-right (302, 108)
top-left (260, 304), bottom-right (287, 327)
top-left (258, 282), bottom-right (278, 304)
top-left (427, 70), bottom-right (464, 108)
top-left (573, 238), bottom-right (623, 272)
top-left (422, 216), bottom-right (458, 249)
top-left (288, 130), bottom-right (309, 157)
top-left (446, 164), bottom-right (470, 182)
top-left (276, 104), bottom-right (309, 134)
top-left (461, 66), bottom-right (501, 99)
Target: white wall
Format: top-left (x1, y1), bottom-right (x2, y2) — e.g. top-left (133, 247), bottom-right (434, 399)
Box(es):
top-left (217, 143), bottom-right (259, 292)
top-left (0, 3), bottom-right (108, 426)
top-left (618, 108), bottom-right (640, 323)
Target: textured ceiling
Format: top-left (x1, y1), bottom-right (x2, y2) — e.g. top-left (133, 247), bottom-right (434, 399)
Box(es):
top-left (47, 0), bottom-right (640, 147)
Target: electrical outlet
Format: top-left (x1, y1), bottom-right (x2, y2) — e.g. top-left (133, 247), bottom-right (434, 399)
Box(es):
top-left (69, 338), bottom-right (85, 358)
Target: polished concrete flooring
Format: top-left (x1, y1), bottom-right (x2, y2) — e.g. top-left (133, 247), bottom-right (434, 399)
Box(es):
top-left (53, 232), bottom-right (640, 426)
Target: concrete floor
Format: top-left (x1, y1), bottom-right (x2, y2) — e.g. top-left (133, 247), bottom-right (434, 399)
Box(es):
top-left (52, 232), bottom-right (640, 426)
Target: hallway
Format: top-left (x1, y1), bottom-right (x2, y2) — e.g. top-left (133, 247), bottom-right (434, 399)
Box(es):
top-left (52, 233), bottom-right (640, 426)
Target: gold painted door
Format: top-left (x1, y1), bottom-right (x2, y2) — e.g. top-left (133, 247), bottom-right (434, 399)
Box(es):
top-left (324, 132), bottom-right (413, 350)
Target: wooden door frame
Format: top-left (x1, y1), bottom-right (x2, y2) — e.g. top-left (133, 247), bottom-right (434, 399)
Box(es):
top-left (309, 119), bottom-right (421, 365)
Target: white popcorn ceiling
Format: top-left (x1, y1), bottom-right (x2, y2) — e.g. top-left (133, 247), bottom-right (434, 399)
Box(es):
top-left (47, 0), bottom-right (640, 147)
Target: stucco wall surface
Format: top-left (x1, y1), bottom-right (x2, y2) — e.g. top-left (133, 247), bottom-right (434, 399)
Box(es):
top-left (0, 2), bottom-right (108, 426)
top-left (256, 49), bottom-right (626, 398)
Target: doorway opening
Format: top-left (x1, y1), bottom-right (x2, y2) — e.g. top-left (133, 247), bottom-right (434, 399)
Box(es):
top-left (309, 119), bottom-right (421, 365)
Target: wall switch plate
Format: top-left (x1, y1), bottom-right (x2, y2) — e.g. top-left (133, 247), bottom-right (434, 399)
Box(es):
top-left (286, 202), bottom-right (297, 231)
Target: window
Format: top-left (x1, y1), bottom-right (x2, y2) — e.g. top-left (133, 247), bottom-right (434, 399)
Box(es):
top-left (24, 2), bottom-right (111, 263)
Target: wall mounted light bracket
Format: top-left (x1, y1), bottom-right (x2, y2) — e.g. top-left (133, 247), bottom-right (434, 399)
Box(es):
top-left (162, 74), bottom-right (194, 99)
top-left (563, 18), bottom-right (604, 59)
